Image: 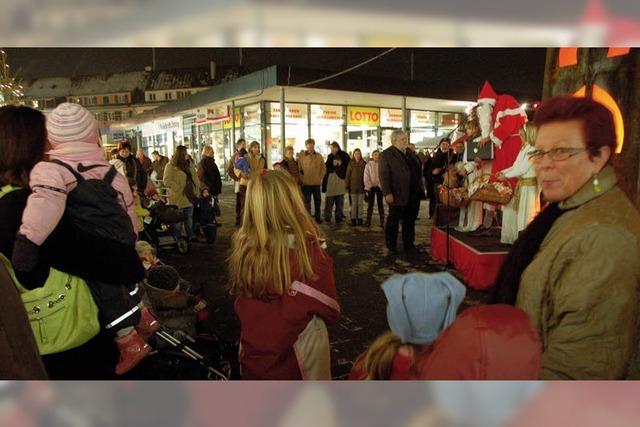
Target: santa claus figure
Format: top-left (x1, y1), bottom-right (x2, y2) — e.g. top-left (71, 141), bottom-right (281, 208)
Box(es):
top-left (476, 80), bottom-right (528, 186)
top-left (474, 81), bottom-right (527, 231)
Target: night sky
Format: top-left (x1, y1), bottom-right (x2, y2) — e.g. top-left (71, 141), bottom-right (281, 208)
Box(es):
top-left (6, 48), bottom-right (547, 101)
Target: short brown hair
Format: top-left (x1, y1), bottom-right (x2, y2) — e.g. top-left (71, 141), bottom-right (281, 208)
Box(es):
top-left (0, 105), bottom-right (47, 187)
top-left (534, 96), bottom-right (616, 159)
top-left (117, 141), bottom-right (132, 151)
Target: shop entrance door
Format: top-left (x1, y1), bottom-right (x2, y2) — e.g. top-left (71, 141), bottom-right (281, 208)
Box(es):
top-left (347, 126), bottom-right (378, 159)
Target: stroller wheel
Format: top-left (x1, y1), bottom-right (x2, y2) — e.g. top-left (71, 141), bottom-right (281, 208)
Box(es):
top-left (177, 237), bottom-right (190, 254)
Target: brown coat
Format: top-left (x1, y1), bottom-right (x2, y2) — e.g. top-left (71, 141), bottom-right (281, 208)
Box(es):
top-left (516, 166), bottom-right (640, 379)
top-left (345, 158), bottom-right (366, 194)
top-left (142, 281), bottom-right (199, 336)
top-left (0, 261), bottom-right (48, 379)
top-left (163, 162), bottom-right (201, 209)
top-left (298, 151), bottom-right (326, 186)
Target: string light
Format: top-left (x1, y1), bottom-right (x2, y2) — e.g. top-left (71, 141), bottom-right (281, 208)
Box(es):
top-left (1, 47), bottom-right (25, 106)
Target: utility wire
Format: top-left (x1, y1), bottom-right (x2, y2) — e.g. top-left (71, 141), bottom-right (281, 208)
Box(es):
top-left (295, 48), bottom-right (397, 88)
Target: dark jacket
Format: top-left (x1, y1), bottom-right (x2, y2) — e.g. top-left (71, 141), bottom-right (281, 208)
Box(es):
top-left (432, 149), bottom-right (460, 183)
top-left (423, 155), bottom-right (435, 198)
top-left (117, 155), bottom-right (138, 188)
top-left (135, 158), bottom-right (148, 192)
top-left (345, 158), bottom-right (366, 194)
top-left (379, 146), bottom-right (411, 206)
top-left (322, 150), bottom-right (350, 192)
top-left (196, 195), bottom-right (219, 225)
top-left (0, 188), bottom-right (144, 290)
top-left (326, 150), bottom-right (350, 179)
top-left (138, 155), bottom-right (153, 176)
top-left (407, 150), bottom-right (426, 200)
top-left (197, 156), bottom-right (222, 195)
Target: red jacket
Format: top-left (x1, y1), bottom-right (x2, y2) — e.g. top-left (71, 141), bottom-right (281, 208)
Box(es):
top-left (419, 305), bottom-right (541, 380)
top-left (235, 239), bottom-right (341, 380)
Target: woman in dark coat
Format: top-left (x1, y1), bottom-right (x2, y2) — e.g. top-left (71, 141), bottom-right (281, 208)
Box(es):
top-left (197, 145), bottom-right (222, 196)
top-left (0, 105), bottom-right (119, 379)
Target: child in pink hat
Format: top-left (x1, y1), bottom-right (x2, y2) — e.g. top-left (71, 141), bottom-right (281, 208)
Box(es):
top-left (11, 103), bottom-right (158, 375)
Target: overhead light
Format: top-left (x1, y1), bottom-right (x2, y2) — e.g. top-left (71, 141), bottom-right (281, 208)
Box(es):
top-left (520, 103), bottom-right (529, 110)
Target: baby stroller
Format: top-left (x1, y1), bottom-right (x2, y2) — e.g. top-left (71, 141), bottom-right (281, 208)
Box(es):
top-left (119, 326), bottom-right (236, 380)
top-left (140, 200), bottom-right (190, 255)
top-left (194, 193), bottom-right (220, 244)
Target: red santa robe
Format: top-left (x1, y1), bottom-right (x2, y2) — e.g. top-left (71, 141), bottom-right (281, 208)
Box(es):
top-left (488, 94), bottom-right (527, 188)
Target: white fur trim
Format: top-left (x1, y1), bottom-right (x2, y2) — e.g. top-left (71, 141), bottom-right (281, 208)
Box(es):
top-left (496, 108), bottom-right (527, 121)
top-left (490, 132), bottom-right (503, 148)
top-left (478, 98), bottom-right (496, 105)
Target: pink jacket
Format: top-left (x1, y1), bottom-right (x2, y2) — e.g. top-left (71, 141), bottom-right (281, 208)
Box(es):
top-left (20, 142), bottom-right (139, 246)
top-left (364, 160), bottom-right (381, 191)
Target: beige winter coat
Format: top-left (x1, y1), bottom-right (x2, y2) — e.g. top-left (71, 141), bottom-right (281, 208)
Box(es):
top-left (516, 165), bottom-right (640, 379)
top-left (298, 151), bottom-right (326, 186)
top-left (163, 162), bottom-right (200, 209)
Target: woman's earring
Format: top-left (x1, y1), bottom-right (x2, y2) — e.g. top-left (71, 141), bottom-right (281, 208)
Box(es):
top-left (592, 174), bottom-right (601, 193)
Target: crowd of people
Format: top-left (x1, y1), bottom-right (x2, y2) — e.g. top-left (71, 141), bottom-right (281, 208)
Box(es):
top-left (1, 93), bottom-right (639, 381)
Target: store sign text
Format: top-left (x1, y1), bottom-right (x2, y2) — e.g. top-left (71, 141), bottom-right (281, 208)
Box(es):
top-left (157, 120), bottom-right (181, 131)
top-left (347, 107), bottom-right (380, 126)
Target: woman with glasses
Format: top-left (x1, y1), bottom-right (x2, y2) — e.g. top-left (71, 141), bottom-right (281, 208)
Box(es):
top-left (492, 95), bottom-right (640, 379)
top-left (495, 122), bottom-right (541, 244)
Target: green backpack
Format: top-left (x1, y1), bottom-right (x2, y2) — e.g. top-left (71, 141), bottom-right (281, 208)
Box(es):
top-left (0, 185), bottom-right (100, 355)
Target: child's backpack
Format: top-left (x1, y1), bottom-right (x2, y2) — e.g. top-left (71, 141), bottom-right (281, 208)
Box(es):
top-left (50, 160), bottom-right (136, 246)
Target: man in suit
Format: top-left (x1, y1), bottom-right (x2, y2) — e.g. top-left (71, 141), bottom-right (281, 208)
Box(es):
top-left (379, 130), bottom-right (425, 254)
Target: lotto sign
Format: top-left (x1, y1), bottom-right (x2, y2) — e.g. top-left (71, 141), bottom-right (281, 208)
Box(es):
top-left (347, 106), bottom-right (380, 126)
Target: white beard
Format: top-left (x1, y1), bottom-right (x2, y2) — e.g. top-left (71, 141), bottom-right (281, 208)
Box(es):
top-left (477, 103), bottom-right (494, 139)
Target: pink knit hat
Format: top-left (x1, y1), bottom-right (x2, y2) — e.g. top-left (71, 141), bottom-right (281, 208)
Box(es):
top-left (46, 102), bottom-right (100, 148)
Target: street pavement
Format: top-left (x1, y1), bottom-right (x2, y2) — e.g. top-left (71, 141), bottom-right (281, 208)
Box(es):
top-left (162, 183), bottom-right (492, 379)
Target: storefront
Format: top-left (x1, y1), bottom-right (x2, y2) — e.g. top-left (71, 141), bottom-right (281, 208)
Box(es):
top-left (266, 102), bottom-right (309, 165)
top-left (409, 110), bottom-right (437, 148)
top-left (241, 103), bottom-right (262, 148)
top-left (189, 100), bottom-right (464, 167)
top-left (139, 116), bottom-right (183, 157)
top-left (132, 71), bottom-right (470, 170)
top-left (195, 105), bottom-right (235, 169)
top-left (309, 104), bottom-right (343, 158)
top-left (379, 107), bottom-right (404, 154)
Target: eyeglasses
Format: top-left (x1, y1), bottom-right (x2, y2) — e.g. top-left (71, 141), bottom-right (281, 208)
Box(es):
top-left (528, 147), bottom-right (587, 163)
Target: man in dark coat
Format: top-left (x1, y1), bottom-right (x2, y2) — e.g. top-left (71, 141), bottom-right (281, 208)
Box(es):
top-left (197, 145), bottom-right (222, 196)
top-left (136, 148), bottom-right (153, 176)
top-left (322, 141), bottom-right (350, 223)
top-left (379, 130), bottom-right (425, 254)
top-left (423, 150), bottom-right (437, 218)
top-left (151, 150), bottom-right (169, 182)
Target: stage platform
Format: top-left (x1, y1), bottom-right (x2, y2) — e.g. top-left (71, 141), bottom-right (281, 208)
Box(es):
top-left (430, 226), bottom-right (511, 290)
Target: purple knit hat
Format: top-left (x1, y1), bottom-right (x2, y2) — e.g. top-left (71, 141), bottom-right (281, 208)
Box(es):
top-left (46, 102), bottom-right (100, 148)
